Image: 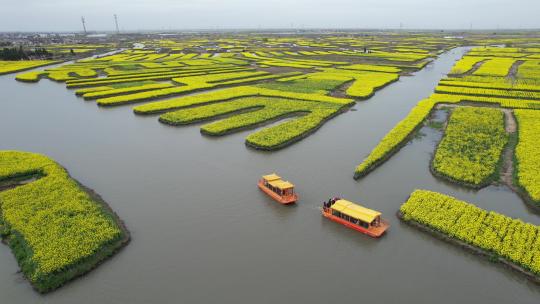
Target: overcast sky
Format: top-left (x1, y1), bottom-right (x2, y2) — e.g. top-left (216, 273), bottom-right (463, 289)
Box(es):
top-left (2, 0), bottom-right (539, 32)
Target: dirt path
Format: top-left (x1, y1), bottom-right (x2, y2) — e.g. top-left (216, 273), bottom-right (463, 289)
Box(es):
top-left (507, 60), bottom-right (525, 80)
top-left (329, 79), bottom-right (355, 98)
top-left (453, 59), bottom-right (488, 77)
top-left (500, 109), bottom-right (517, 189)
top-left (0, 176), bottom-right (40, 192)
top-left (502, 108), bottom-right (517, 133)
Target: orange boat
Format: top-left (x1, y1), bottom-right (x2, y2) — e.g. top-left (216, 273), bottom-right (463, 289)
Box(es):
top-left (258, 173), bottom-right (298, 204)
top-left (322, 198), bottom-right (389, 237)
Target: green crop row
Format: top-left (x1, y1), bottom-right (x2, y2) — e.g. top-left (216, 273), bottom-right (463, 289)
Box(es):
top-left (517, 60), bottom-right (540, 79)
top-left (159, 97), bottom-right (269, 125)
top-left (473, 58), bottom-right (518, 77)
top-left (215, 72), bottom-right (302, 86)
top-left (429, 93), bottom-right (540, 109)
top-left (95, 71), bottom-right (298, 106)
top-left (435, 85), bottom-right (540, 100)
top-left (400, 189), bottom-right (540, 276)
top-left (352, 91), bottom-right (540, 179)
top-left (66, 67), bottom-right (250, 88)
top-left (73, 81), bottom-right (157, 95)
top-left (15, 71), bottom-right (47, 82)
top-left (67, 64), bottom-right (237, 81)
top-left (448, 56), bottom-right (486, 75)
top-left (157, 96), bottom-right (346, 149)
top-left (242, 52), bottom-right (346, 67)
top-left (336, 64), bottom-right (401, 73)
top-left (306, 68), bottom-right (400, 98)
top-left (353, 47), bottom-right (540, 179)
top-left (514, 110), bottom-right (540, 204)
top-left (0, 60), bottom-right (58, 75)
top-left (159, 96), bottom-right (335, 132)
top-left (100, 63), bottom-right (236, 77)
top-left (82, 82), bottom-right (175, 99)
top-left (439, 79), bottom-right (540, 92)
top-left (309, 50), bottom-right (429, 62)
top-left (255, 77), bottom-right (349, 94)
top-left (133, 85), bottom-right (353, 114)
top-left (354, 97), bottom-right (439, 178)
top-left (245, 105), bottom-right (343, 150)
top-left (456, 75), bottom-right (540, 86)
top-left (345, 72), bottom-right (399, 98)
top-left (172, 70), bottom-right (269, 85)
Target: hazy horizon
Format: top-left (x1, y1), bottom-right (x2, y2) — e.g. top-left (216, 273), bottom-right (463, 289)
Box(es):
top-left (3, 0), bottom-right (540, 32)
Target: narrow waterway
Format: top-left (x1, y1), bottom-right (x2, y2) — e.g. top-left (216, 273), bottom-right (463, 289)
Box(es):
top-left (0, 47), bottom-right (539, 303)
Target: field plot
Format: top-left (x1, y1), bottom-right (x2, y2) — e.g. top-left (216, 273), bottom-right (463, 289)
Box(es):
top-left (355, 45), bottom-right (540, 199)
top-left (448, 56), bottom-right (486, 75)
top-left (432, 107), bottom-right (507, 187)
top-left (0, 60), bottom-right (58, 75)
top-left (400, 190), bottom-right (540, 281)
top-left (42, 43), bottom-right (115, 56)
top-left (514, 110), bottom-right (540, 204)
top-left (14, 34), bottom-right (456, 150)
top-left (5, 30), bottom-right (540, 302)
top-left (0, 151), bottom-right (129, 293)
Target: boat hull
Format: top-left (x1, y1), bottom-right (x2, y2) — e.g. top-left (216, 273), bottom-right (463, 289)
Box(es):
top-left (322, 209), bottom-right (388, 237)
top-left (258, 181), bottom-right (297, 204)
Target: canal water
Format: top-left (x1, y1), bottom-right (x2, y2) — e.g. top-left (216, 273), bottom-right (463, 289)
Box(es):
top-left (1, 47), bottom-right (539, 303)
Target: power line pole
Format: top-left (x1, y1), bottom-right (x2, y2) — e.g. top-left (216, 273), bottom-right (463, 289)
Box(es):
top-left (81, 16), bottom-right (87, 34)
top-left (114, 14), bottom-right (120, 34)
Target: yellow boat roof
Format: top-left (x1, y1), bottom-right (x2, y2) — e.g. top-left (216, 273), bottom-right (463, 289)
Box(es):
top-left (262, 173), bottom-right (281, 182)
top-left (276, 181), bottom-right (294, 190)
top-left (331, 199), bottom-right (381, 223)
top-left (268, 179), bottom-right (295, 190)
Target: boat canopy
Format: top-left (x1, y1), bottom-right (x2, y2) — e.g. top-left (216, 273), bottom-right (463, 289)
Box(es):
top-left (262, 173), bottom-right (281, 182)
top-left (276, 181), bottom-right (294, 190)
top-left (268, 179), bottom-right (294, 190)
top-left (331, 199), bottom-right (381, 223)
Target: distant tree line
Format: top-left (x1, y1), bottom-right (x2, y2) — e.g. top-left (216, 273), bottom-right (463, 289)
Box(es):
top-left (0, 46), bottom-right (51, 60)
